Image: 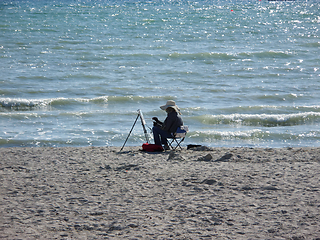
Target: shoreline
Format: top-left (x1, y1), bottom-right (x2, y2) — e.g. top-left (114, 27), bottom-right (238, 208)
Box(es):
top-left (1, 146), bottom-right (319, 239)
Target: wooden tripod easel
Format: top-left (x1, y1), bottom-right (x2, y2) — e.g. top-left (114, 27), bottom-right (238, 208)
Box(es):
top-left (120, 109), bottom-right (149, 151)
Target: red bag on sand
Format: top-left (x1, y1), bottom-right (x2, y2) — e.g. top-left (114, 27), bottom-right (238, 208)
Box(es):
top-left (142, 143), bottom-right (164, 152)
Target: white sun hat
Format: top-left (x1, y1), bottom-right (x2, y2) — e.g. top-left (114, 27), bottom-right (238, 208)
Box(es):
top-left (160, 100), bottom-right (180, 113)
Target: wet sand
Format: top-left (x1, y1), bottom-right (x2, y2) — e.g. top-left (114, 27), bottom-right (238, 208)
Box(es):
top-left (1, 146), bottom-right (319, 239)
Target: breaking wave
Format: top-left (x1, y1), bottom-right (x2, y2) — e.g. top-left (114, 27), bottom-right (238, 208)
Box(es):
top-left (0, 96), bottom-right (166, 111)
top-left (105, 50), bottom-right (294, 61)
top-left (193, 112), bottom-right (320, 127)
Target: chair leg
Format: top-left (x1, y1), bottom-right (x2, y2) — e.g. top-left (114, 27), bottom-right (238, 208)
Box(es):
top-left (174, 137), bottom-right (184, 150)
top-left (167, 139), bottom-right (175, 150)
top-left (167, 137), bottom-right (185, 150)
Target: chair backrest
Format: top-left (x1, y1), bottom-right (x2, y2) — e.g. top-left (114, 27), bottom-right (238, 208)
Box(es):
top-left (175, 126), bottom-right (189, 138)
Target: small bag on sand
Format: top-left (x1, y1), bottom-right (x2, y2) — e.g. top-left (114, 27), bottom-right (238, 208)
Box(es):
top-left (142, 143), bottom-right (164, 152)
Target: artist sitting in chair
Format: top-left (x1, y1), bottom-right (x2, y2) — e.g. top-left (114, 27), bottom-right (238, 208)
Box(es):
top-left (152, 100), bottom-right (183, 150)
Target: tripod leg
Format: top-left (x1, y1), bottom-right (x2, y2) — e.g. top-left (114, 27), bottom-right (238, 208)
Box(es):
top-left (120, 114), bottom-right (139, 151)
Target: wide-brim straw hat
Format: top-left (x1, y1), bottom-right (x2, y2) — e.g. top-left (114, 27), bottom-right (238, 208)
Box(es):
top-left (160, 100), bottom-right (180, 113)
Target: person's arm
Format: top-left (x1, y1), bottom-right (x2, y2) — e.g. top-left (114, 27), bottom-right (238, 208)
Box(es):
top-left (152, 117), bottom-right (163, 128)
top-left (152, 117), bottom-right (163, 125)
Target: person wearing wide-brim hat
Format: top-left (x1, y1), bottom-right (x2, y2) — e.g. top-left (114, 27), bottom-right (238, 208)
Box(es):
top-left (152, 100), bottom-right (183, 150)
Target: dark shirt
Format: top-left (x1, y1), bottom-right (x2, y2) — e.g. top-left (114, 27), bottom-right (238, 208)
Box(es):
top-left (163, 111), bottom-right (183, 133)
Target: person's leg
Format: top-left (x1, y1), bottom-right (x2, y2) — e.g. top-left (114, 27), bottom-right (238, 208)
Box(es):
top-left (152, 126), bottom-right (172, 146)
top-left (152, 126), bottom-right (162, 146)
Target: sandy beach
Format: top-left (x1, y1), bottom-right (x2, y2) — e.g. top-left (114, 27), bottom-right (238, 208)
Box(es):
top-left (0, 146), bottom-right (319, 239)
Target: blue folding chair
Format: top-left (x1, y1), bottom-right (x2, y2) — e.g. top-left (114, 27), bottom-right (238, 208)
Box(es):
top-left (167, 126), bottom-right (189, 150)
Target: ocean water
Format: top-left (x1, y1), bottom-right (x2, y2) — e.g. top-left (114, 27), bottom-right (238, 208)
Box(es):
top-left (1, 0), bottom-right (319, 148)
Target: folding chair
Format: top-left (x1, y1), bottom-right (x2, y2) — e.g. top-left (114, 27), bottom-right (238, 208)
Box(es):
top-left (167, 126), bottom-right (189, 150)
